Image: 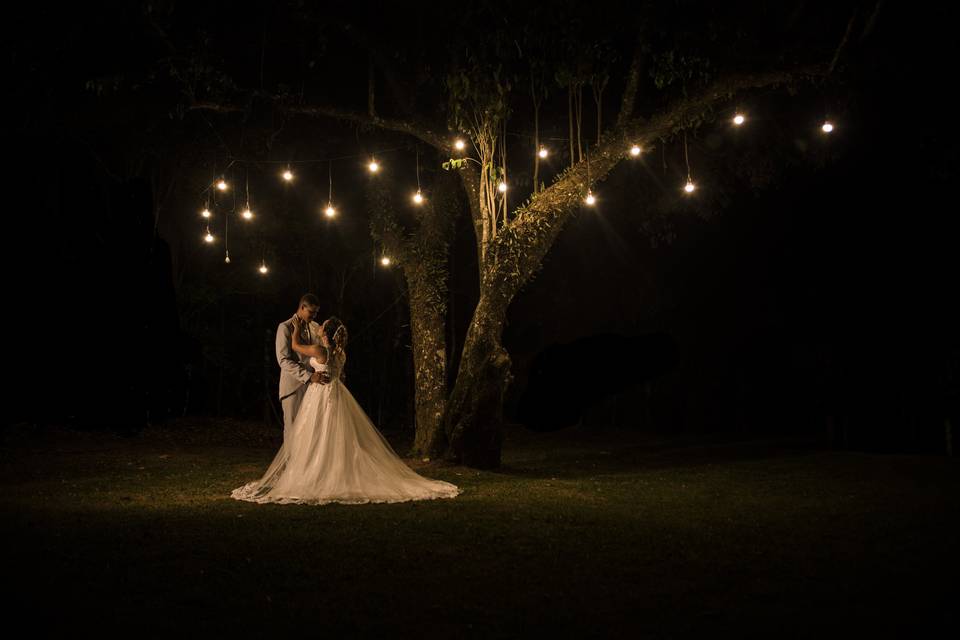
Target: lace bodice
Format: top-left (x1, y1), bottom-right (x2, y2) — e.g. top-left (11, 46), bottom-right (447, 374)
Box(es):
top-left (310, 351), bottom-right (345, 380)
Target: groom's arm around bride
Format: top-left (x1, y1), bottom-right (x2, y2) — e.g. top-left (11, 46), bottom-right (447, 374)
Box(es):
top-left (276, 320), bottom-right (330, 394)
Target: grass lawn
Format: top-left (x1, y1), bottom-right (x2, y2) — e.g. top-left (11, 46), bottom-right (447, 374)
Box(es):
top-left (1, 419), bottom-right (957, 637)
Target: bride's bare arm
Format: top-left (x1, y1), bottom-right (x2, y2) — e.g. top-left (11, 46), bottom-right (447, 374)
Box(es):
top-left (291, 320), bottom-right (327, 360)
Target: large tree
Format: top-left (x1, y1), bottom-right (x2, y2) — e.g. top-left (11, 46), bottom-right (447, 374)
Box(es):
top-left (109, 0), bottom-right (872, 467)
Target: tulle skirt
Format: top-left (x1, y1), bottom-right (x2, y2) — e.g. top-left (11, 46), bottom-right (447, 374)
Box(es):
top-left (231, 380), bottom-right (461, 505)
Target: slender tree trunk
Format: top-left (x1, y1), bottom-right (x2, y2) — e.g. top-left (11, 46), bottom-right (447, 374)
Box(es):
top-left (594, 81), bottom-right (605, 145)
top-left (596, 92), bottom-right (602, 145)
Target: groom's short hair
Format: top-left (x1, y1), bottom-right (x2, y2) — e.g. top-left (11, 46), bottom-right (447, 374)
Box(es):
top-left (299, 293), bottom-right (320, 308)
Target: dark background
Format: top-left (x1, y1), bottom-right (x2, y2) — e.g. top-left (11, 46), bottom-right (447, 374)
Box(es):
top-left (4, 2), bottom-right (957, 451)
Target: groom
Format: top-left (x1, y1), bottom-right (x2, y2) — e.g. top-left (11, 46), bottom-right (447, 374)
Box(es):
top-left (276, 293), bottom-right (330, 436)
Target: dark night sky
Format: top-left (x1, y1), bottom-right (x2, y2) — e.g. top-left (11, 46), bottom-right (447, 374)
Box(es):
top-left (4, 2), bottom-right (958, 442)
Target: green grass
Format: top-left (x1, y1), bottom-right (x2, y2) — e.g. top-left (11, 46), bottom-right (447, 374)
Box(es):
top-left (2, 420), bottom-right (958, 637)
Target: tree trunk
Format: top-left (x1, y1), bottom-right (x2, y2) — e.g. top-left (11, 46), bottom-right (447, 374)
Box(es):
top-left (443, 294), bottom-right (512, 468)
top-left (367, 167), bottom-right (456, 459)
top-left (408, 289), bottom-right (448, 458)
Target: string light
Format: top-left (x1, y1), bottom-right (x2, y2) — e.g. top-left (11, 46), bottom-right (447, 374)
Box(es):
top-left (242, 170), bottom-right (254, 219)
top-left (412, 148), bottom-right (425, 205)
top-left (324, 161), bottom-right (337, 217)
top-left (584, 144), bottom-right (596, 205)
top-left (194, 99), bottom-right (844, 281)
top-left (223, 191), bottom-right (230, 260)
top-left (683, 128), bottom-right (696, 195)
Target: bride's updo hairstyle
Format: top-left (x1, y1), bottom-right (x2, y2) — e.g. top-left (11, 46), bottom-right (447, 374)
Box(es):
top-left (323, 316), bottom-right (348, 354)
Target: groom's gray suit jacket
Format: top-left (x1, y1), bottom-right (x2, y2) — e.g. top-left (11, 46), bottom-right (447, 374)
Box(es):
top-left (276, 317), bottom-right (322, 400)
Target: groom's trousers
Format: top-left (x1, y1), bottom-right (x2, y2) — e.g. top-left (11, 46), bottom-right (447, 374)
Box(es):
top-left (281, 386), bottom-right (306, 440)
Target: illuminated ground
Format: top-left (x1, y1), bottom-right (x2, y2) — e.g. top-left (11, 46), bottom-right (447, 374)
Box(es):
top-left (2, 420), bottom-right (957, 636)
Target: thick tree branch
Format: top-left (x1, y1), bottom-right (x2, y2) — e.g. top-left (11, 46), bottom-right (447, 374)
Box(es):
top-left (187, 100), bottom-right (449, 150)
top-left (489, 64), bottom-right (828, 292)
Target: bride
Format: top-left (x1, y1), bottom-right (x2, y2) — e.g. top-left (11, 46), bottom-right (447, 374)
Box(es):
top-left (231, 315), bottom-right (461, 505)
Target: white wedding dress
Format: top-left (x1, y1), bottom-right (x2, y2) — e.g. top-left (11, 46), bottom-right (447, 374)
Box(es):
top-left (231, 352), bottom-right (461, 505)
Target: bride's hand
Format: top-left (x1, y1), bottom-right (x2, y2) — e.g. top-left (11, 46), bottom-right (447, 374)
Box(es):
top-left (292, 315), bottom-right (302, 331)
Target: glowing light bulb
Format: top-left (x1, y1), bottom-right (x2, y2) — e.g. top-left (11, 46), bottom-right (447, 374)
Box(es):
top-left (282, 169), bottom-right (294, 182)
top-left (368, 160), bottom-right (380, 173)
top-left (380, 256), bottom-right (391, 267)
top-left (241, 208), bottom-right (253, 220)
top-left (324, 204), bottom-right (336, 218)
top-left (225, 254), bottom-right (231, 264)
top-left (630, 145), bottom-right (641, 157)
top-left (216, 180), bottom-right (228, 191)
top-left (538, 147), bottom-right (548, 158)
top-left (684, 181), bottom-right (696, 193)
top-left (733, 114), bottom-right (745, 126)
top-left (454, 139), bottom-right (466, 151)
top-left (204, 231), bottom-right (214, 243)
top-left (585, 191), bottom-right (596, 205)
top-left (259, 263), bottom-right (268, 274)
top-left (201, 208), bottom-right (211, 218)
top-left (412, 191), bottom-right (424, 204)
top-left (821, 121), bottom-right (834, 133)
top-left (498, 181), bottom-right (508, 193)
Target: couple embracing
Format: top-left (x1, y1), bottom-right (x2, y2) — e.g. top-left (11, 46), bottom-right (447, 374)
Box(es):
top-left (231, 294), bottom-right (461, 506)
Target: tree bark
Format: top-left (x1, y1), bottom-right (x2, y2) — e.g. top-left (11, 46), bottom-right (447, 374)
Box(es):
top-left (443, 293), bottom-right (511, 468)
top-left (408, 294), bottom-right (448, 458)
